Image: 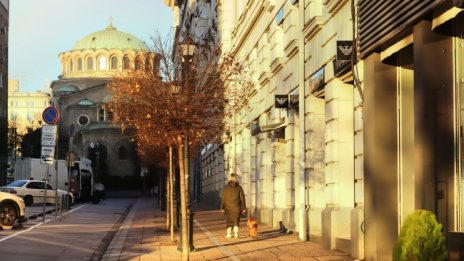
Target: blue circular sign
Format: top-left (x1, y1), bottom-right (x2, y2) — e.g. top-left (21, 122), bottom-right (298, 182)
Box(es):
top-left (42, 107), bottom-right (60, 125)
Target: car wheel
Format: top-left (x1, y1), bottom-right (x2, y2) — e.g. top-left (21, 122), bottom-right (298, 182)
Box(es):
top-left (0, 203), bottom-right (18, 226)
top-left (23, 195), bottom-right (33, 206)
top-left (63, 195), bottom-right (72, 209)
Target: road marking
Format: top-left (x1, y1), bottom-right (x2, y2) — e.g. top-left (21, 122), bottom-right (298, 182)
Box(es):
top-left (194, 219), bottom-right (240, 261)
top-left (0, 204), bottom-right (87, 242)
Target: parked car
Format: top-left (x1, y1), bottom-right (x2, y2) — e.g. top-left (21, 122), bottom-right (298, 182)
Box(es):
top-left (0, 180), bottom-right (73, 207)
top-left (0, 191), bottom-right (27, 226)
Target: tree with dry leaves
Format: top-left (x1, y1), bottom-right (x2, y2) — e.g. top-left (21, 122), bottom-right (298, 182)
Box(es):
top-left (108, 31), bottom-right (253, 260)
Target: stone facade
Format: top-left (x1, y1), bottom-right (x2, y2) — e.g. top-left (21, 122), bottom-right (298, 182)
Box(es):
top-left (167, 0), bottom-right (464, 259)
top-left (168, 0), bottom-right (364, 258)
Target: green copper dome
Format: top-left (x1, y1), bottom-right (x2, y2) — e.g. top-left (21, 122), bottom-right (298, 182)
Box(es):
top-left (72, 23), bottom-right (148, 51)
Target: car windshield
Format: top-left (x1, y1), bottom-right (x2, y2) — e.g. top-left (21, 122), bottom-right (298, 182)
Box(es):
top-left (6, 180), bottom-right (27, 187)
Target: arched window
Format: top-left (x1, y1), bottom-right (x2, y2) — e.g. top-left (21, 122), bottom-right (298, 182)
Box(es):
top-left (118, 146), bottom-right (128, 160)
top-left (69, 60), bottom-right (73, 72)
top-left (123, 56), bottom-right (130, 70)
top-left (134, 56), bottom-right (142, 70)
top-left (86, 57), bottom-right (94, 70)
top-left (77, 58), bottom-right (83, 71)
top-left (145, 56), bottom-right (152, 71)
top-left (98, 55), bottom-right (106, 70)
top-left (110, 56), bottom-right (118, 70)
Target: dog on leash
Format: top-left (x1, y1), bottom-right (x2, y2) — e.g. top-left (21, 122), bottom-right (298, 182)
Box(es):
top-left (247, 217), bottom-right (258, 238)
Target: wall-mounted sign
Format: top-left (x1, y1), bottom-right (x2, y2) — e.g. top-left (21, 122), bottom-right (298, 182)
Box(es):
top-left (275, 95), bottom-right (289, 109)
top-left (336, 41), bottom-right (353, 61)
top-left (333, 59), bottom-right (351, 77)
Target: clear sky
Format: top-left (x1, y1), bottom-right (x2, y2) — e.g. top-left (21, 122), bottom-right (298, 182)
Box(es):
top-left (9, 0), bottom-right (173, 92)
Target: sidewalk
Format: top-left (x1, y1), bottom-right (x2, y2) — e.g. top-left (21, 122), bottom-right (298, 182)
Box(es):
top-left (102, 198), bottom-right (354, 261)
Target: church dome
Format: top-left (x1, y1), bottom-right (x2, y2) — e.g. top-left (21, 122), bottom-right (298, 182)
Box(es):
top-left (72, 23), bottom-right (148, 51)
top-left (58, 22), bottom-right (155, 79)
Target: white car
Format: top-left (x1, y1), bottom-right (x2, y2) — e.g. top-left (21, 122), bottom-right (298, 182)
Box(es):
top-left (0, 180), bottom-right (73, 207)
top-left (0, 191), bottom-right (26, 226)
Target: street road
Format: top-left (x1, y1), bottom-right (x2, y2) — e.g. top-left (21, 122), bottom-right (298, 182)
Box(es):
top-left (0, 199), bottom-right (134, 261)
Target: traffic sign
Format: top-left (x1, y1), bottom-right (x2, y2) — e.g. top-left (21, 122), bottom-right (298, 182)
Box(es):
top-left (41, 146), bottom-right (55, 165)
top-left (42, 125), bottom-right (57, 134)
top-left (42, 107), bottom-right (60, 125)
top-left (41, 133), bottom-right (56, 146)
top-left (42, 125), bottom-right (57, 146)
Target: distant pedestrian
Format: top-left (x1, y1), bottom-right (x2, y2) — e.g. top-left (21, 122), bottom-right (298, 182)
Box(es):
top-left (220, 173), bottom-right (247, 238)
top-left (93, 181), bottom-right (105, 203)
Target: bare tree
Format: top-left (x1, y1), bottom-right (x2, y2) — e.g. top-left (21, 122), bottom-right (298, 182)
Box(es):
top-left (108, 31), bottom-right (254, 260)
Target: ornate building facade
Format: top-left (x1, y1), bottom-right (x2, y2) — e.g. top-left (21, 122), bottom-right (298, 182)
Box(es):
top-left (167, 0), bottom-right (464, 259)
top-left (50, 22), bottom-right (155, 187)
top-left (8, 79), bottom-right (50, 134)
top-left (167, 0), bottom-right (363, 257)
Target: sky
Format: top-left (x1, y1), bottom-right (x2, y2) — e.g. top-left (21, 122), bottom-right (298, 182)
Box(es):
top-left (9, 0), bottom-right (173, 92)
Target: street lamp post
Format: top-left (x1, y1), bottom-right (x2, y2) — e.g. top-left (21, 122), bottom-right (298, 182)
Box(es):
top-left (177, 34), bottom-right (196, 255)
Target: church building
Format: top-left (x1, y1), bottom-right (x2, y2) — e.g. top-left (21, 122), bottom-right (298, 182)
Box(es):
top-left (50, 22), bottom-right (155, 188)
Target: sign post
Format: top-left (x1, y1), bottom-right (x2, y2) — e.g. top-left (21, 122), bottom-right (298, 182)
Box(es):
top-left (41, 106), bottom-right (60, 221)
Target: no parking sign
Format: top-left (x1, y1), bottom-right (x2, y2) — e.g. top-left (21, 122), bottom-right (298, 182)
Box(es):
top-left (42, 106), bottom-right (60, 125)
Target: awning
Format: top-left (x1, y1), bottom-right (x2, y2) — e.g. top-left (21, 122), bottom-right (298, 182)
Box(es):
top-left (260, 121), bottom-right (286, 132)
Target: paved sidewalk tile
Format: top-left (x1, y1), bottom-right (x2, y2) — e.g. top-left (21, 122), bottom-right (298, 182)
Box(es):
top-left (105, 198), bottom-right (355, 261)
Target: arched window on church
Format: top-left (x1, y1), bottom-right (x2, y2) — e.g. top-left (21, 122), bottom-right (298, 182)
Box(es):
top-left (123, 56), bottom-right (130, 70)
top-left (145, 55), bottom-right (152, 71)
top-left (77, 58), bottom-right (83, 71)
top-left (118, 146), bottom-right (128, 160)
top-left (110, 56), bottom-right (118, 70)
top-left (69, 59), bottom-right (73, 72)
top-left (98, 55), bottom-right (106, 70)
top-left (134, 56), bottom-right (142, 70)
top-left (86, 57), bottom-right (94, 70)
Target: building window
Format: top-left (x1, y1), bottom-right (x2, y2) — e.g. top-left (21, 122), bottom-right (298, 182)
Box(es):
top-left (77, 58), bottom-right (83, 71)
top-left (77, 114), bottom-right (90, 126)
top-left (275, 6), bottom-right (284, 25)
top-left (69, 60), bottom-right (73, 72)
top-left (107, 110), bottom-right (114, 121)
top-left (118, 146), bottom-right (128, 160)
top-left (123, 56), bottom-right (130, 70)
top-left (86, 57), bottom-right (94, 70)
top-left (110, 56), bottom-right (118, 70)
top-left (98, 56), bottom-right (106, 70)
top-left (134, 56), bottom-right (142, 70)
top-left (99, 107), bottom-right (105, 121)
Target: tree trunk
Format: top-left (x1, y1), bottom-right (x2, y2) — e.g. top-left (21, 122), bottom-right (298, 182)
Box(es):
top-left (178, 136), bottom-right (189, 260)
top-left (166, 165), bottom-right (170, 231)
top-left (169, 146), bottom-right (175, 242)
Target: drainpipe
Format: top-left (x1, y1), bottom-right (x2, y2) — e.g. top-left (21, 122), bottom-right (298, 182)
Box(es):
top-left (298, 0), bottom-right (308, 240)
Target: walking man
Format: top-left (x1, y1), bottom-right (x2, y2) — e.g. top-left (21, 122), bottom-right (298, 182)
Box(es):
top-left (220, 173), bottom-right (247, 238)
